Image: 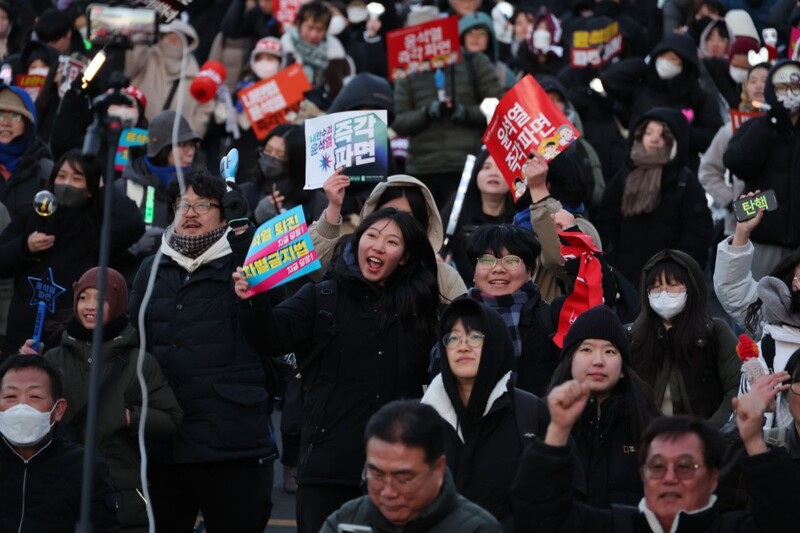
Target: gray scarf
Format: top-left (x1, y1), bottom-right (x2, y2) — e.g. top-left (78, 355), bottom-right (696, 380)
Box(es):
top-left (620, 142), bottom-right (672, 217)
top-left (288, 26), bottom-right (329, 85)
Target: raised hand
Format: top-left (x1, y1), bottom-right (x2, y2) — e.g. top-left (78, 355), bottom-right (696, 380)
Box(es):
top-left (232, 267), bottom-right (251, 300)
top-left (322, 167), bottom-right (350, 224)
top-left (545, 380), bottom-right (590, 446)
top-left (732, 371), bottom-right (790, 455)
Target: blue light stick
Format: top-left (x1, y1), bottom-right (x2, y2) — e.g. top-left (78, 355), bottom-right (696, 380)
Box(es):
top-left (32, 301), bottom-right (46, 352)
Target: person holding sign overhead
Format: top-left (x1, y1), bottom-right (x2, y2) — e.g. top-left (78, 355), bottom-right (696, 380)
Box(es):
top-left (234, 208), bottom-right (439, 533)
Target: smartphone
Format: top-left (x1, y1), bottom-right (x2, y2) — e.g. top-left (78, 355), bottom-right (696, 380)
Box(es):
top-left (732, 190), bottom-right (778, 222)
top-left (86, 4), bottom-right (158, 47)
top-left (337, 525), bottom-right (373, 533)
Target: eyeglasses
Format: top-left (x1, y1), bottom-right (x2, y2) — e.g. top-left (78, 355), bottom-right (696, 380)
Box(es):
top-left (174, 201), bottom-right (220, 215)
top-left (476, 254), bottom-right (524, 270)
top-left (362, 466), bottom-right (432, 495)
top-left (643, 459), bottom-right (706, 480)
top-left (647, 285), bottom-right (686, 297)
top-left (774, 82), bottom-right (800, 95)
top-left (443, 332), bottom-right (485, 349)
top-left (0, 111), bottom-right (23, 123)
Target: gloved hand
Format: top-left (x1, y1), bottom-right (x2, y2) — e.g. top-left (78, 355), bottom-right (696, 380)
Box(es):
top-left (222, 182), bottom-right (249, 227)
top-left (425, 101), bottom-right (443, 120)
top-left (450, 103), bottom-right (467, 124)
top-left (128, 225), bottom-right (165, 257)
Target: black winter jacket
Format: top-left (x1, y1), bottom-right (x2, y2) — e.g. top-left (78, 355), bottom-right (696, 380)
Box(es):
top-left (723, 60), bottom-right (800, 249)
top-left (0, 437), bottom-right (119, 533)
top-left (594, 108), bottom-right (713, 284)
top-left (129, 229), bottom-right (278, 464)
top-left (0, 136), bottom-right (52, 220)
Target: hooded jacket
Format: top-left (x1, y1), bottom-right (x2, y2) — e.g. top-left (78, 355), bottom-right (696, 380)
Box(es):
top-left (327, 72), bottom-right (395, 122)
top-left (600, 33), bottom-right (723, 163)
top-left (628, 249), bottom-right (740, 428)
top-left (723, 60), bottom-right (800, 249)
top-left (422, 298), bottom-right (549, 528)
top-left (459, 12), bottom-right (516, 90)
top-left (595, 108), bottom-right (713, 285)
top-left (309, 175), bottom-right (467, 302)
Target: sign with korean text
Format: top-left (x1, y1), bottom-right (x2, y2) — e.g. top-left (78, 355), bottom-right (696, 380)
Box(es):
top-left (274, 0), bottom-right (303, 30)
top-left (482, 75), bottom-right (581, 202)
top-left (238, 64), bottom-right (311, 140)
top-left (570, 20), bottom-right (622, 68)
top-left (386, 16), bottom-right (461, 81)
top-left (304, 110), bottom-right (389, 190)
top-left (115, 128), bottom-right (148, 172)
top-left (137, 0), bottom-right (192, 23)
top-left (15, 74), bottom-right (46, 101)
top-left (730, 110), bottom-right (764, 133)
top-left (242, 206), bottom-right (321, 295)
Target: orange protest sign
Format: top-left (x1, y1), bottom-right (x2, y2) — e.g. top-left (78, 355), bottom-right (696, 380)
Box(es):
top-left (15, 74), bottom-right (46, 101)
top-left (730, 110), bottom-right (764, 133)
top-left (237, 64), bottom-right (311, 140)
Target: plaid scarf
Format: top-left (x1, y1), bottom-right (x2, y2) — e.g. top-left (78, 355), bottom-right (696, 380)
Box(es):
top-left (469, 282), bottom-right (537, 357)
top-left (167, 225), bottom-right (227, 259)
top-left (288, 26), bottom-right (329, 86)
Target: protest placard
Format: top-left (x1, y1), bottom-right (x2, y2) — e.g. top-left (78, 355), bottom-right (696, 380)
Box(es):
top-left (274, 0), bottom-right (303, 31)
top-left (238, 64), bottom-right (311, 140)
top-left (114, 128), bottom-right (148, 172)
top-left (15, 74), bottom-right (46, 101)
top-left (569, 19), bottom-right (622, 68)
top-left (730, 110), bottom-right (764, 133)
top-left (792, 27), bottom-right (800, 59)
top-left (304, 110), bottom-right (389, 190)
top-left (482, 75), bottom-right (580, 201)
top-left (386, 16), bottom-right (461, 80)
top-left (242, 206), bottom-right (321, 296)
top-left (57, 56), bottom-right (85, 98)
top-left (137, 0), bottom-right (192, 23)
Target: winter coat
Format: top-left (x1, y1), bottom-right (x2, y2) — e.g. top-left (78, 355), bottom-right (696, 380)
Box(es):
top-left (573, 394), bottom-right (644, 507)
top-left (600, 33), bottom-right (723, 166)
top-left (698, 124), bottom-right (745, 236)
top-left (629, 250), bottom-right (741, 429)
top-left (512, 439), bottom-right (800, 533)
top-left (44, 322), bottom-right (182, 530)
top-left (309, 175), bottom-right (467, 302)
top-left (393, 52), bottom-right (502, 176)
top-left (0, 436), bottom-right (119, 533)
top-left (320, 469), bottom-right (503, 533)
top-left (594, 108), bottom-right (713, 285)
top-left (129, 228), bottom-right (278, 464)
top-left (239, 253), bottom-right (436, 488)
top-left (280, 30), bottom-right (352, 102)
top-left (723, 60), bottom-right (800, 249)
top-left (0, 190), bottom-right (144, 352)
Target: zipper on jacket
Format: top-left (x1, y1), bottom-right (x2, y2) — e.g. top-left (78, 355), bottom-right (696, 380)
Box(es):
top-left (16, 465), bottom-right (27, 533)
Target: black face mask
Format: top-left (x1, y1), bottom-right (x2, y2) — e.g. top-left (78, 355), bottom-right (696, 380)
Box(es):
top-left (259, 154), bottom-right (288, 180)
top-left (791, 290), bottom-right (800, 313)
top-left (53, 184), bottom-right (89, 209)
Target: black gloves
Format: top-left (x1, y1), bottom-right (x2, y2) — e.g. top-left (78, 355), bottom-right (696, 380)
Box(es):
top-left (222, 182), bottom-right (249, 228)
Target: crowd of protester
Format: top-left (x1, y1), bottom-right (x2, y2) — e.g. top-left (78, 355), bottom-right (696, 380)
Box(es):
top-left (0, 0), bottom-right (800, 532)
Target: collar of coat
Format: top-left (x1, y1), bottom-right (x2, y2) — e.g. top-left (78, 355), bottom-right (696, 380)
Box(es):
top-left (638, 494), bottom-right (717, 533)
top-left (421, 371), bottom-right (511, 443)
top-left (160, 226), bottom-right (232, 273)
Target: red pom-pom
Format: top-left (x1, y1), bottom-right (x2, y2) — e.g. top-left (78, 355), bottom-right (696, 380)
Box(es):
top-left (736, 334), bottom-right (759, 362)
top-left (190, 60), bottom-right (227, 104)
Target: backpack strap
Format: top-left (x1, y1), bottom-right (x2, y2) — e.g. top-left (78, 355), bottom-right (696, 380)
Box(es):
top-left (163, 79), bottom-right (181, 112)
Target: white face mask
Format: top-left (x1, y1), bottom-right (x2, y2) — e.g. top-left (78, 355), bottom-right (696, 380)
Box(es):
top-left (776, 90), bottom-right (800, 114)
top-left (108, 105), bottom-right (140, 125)
top-left (28, 67), bottom-right (49, 77)
top-left (328, 15), bottom-right (347, 36)
top-left (347, 6), bottom-right (369, 24)
top-left (532, 29), bottom-right (551, 51)
top-left (648, 291), bottom-right (688, 321)
top-left (251, 59), bottom-right (280, 80)
top-left (729, 66), bottom-right (748, 84)
top-left (655, 57), bottom-right (682, 80)
top-left (0, 403), bottom-right (56, 447)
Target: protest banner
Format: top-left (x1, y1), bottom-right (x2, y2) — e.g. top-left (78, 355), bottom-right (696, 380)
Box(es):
top-left (730, 109), bottom-right (764, 133)
top-left (304, 110), bottom-right (389, 189)
top-left (15, 74), bottom-right (46, 101)
top-left (238, 64), bottom-right (311, 140)
top-left (274, 0), bottom-right (303, 31)
top-left (242, 206), bottom-right (321, 296)
top-left (386, 16), bottom-right (461, 80)
top-left (137, 0), bottom-right (192, 23)
top-left (569, 19), bottom-right (622, 68)
top-left (792, 27), bottom-right (800, 59)
top-left (482, 74), bottom-right (580, 202)
top-left (57, 56), bottom-right (85, 98)
top-left (114, 128), bottom-right (148, 172)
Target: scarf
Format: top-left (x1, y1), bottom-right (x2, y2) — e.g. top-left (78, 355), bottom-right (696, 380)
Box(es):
top-left (166, 225), bottom-right (227, 259)
top-left (620, 142), bottom-right (671, 217)
top-left (288, 26), bottom-right (329, 85)
top-left (469, 282), bottom-right (538, 357)
top-left (143, 156), bottom-right (184, 189)
top-left (0, 133), bottom-right (31, 174)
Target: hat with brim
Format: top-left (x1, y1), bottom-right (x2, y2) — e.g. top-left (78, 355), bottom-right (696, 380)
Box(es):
top-left (0, 88), bottom-right (34, 124)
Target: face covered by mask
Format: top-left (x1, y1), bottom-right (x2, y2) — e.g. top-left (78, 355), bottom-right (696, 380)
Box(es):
top-left (729, 66), bottom-right (748, 84)
top-left (259, 153), bottom-right (288, 180)
top-left (107, 105), bottom-right (140, 126)
top-left (648, 291), bottom-right (688, 321)
top-left (251, 58), bottom-right (280, 80)
top-left (328, 15), bottom-right (347, 35)
top-left (532, 29), bottom-right (552, 51)
top-left (655, 57), bottom-right (682, 80)
top-left (0, 403), bottom-right (57, 447)
top-left (54, 184), bottom-right (90, 209)
top-left (347, 6), bottom-right (369, 24)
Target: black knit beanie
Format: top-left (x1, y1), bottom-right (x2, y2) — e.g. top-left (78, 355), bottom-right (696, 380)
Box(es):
top-left (562, 305), bottom-right (630, 364)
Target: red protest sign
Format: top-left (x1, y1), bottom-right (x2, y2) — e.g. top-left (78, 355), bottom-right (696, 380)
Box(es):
top-left (15, 74), bottom-right (46, 101)
top-left (792, 27), bottom-right (800, 59)
top-left (730, 110), bottom-right (764, 133)
top-left (386, 16), bottom-right (461, 81)
top-left (570, 20), bottom-right (622, 68)
top-left (274, 0), bottom-right (303, 31)
top-left (237, 64), bottom-right (311, 140)
top-left (482, 75), bottom-right (581, 202)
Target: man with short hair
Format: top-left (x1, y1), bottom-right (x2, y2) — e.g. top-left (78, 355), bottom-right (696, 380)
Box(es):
top-left (512, 372), bottom-right (800, 532)
top-left (321, 400), bottom-right (502, 532)
top-left (0, 354), bottom-right (119, 532)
